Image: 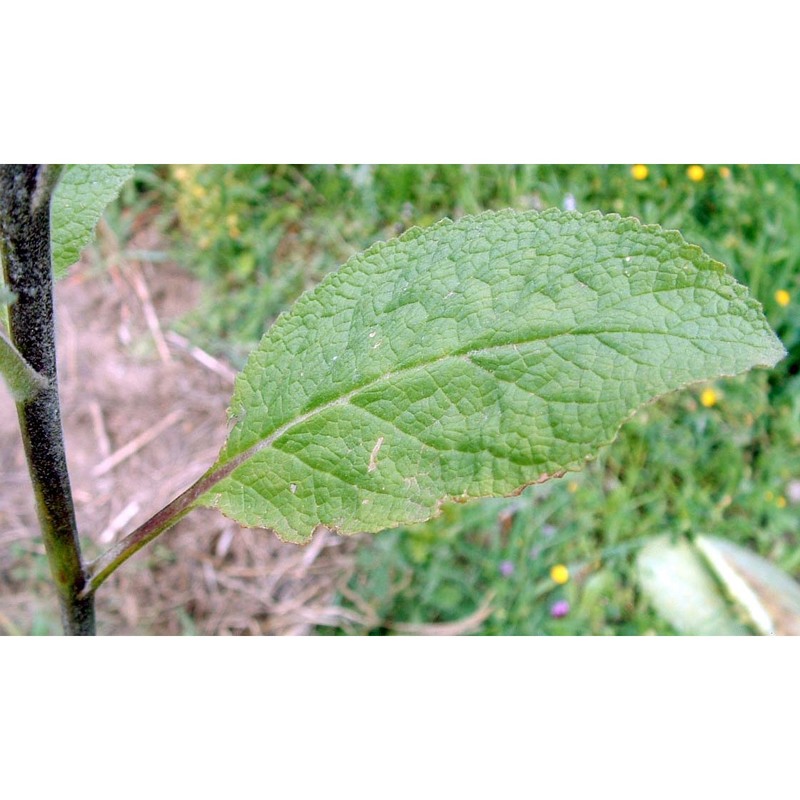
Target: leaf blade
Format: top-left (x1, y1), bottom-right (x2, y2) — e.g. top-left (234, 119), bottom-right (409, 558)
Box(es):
top-left (200, 209), bottom-right (785, 542)
top-left (50, 164), bottom-right (134, 277)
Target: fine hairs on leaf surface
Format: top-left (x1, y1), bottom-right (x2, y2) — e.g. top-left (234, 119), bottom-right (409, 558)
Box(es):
top-left (182, 209), bottom-right (785, 544)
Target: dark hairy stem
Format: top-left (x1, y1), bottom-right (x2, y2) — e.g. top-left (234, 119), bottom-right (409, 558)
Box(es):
top-left (0, 164), bottom-right (95, 635)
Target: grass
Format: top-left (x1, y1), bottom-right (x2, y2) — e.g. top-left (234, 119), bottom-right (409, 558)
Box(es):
top-left (122, 164), bottom-right (800, 635)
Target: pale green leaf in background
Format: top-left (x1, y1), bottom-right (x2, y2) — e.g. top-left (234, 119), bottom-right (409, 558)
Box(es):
top-left (50, 164), bottom-right (134, 277)
top-left (636, 535), bottom-right (752, 635)
top-left (637, 534), bottom-right (800, 635)
top-left (696, 536), bottom-right (800, 635)
top-left (196, 209), bottom-right (785, 543)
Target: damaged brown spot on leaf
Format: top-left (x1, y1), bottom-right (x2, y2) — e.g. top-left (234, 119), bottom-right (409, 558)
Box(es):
top-left (368, 436), bottom-right (384, 473)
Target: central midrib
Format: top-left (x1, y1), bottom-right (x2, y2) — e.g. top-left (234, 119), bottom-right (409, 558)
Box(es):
top-left (212, 323), bottom-right (710, 485)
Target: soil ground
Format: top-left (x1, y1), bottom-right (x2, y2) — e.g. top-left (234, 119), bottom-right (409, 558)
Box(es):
top-left (0, 225), bottom-right (361, 635)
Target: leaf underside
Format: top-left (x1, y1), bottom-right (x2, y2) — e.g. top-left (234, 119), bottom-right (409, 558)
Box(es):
top-left (199, 209), bottom-right (785, 543)
top-left (51, 164), bottom-right (134, 277)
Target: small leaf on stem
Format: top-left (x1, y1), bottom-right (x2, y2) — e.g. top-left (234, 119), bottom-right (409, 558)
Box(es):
top-left (51, 164), bottom-right (134, 277)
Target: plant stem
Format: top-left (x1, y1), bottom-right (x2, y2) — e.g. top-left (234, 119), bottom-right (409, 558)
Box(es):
top-left (0, 164), bottom-right (95, 635)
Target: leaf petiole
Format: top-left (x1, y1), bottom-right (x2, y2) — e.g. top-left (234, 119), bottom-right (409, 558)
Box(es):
top-left (0, 326), bottom-right (49, 401)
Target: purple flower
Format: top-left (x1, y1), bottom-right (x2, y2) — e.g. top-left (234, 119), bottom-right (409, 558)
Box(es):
top-left (787, 479), bottom-right (800, 504)
top-left (563, 193), bottom-right (577, 212)
top-left (499, 560), bottom-right (515, 577)
top-left (550, 599), bottom-right (570, 618)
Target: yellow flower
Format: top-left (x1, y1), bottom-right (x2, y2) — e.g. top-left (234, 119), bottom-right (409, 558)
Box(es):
top-left (568, 480), bottom-right (579, 493)
top-left (631, 164), bottom-right (649, 181)
top-left (775, 289), bottom-right (790, 307)
top-left (776, 496), bottom-right (787, 509)
top-left (719, 166), bottom-right (731, 179)
top-left (687, 165), bottom-right (705, 182)
top-left (550, 564), bottom-right (569, 585)
top-left (700, 388), bottom-right (717, 408)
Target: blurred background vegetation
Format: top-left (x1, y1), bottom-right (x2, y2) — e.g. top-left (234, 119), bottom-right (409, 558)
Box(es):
top-left (111, 164), bottom-right (800, 634)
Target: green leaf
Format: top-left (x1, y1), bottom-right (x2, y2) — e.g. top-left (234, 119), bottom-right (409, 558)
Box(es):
top-left (198, 209), bottom-right (785, 543)
top-left (636, 535), bottom-right (752, 635)
top-left (50, 164), bottom-right (134, 277)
